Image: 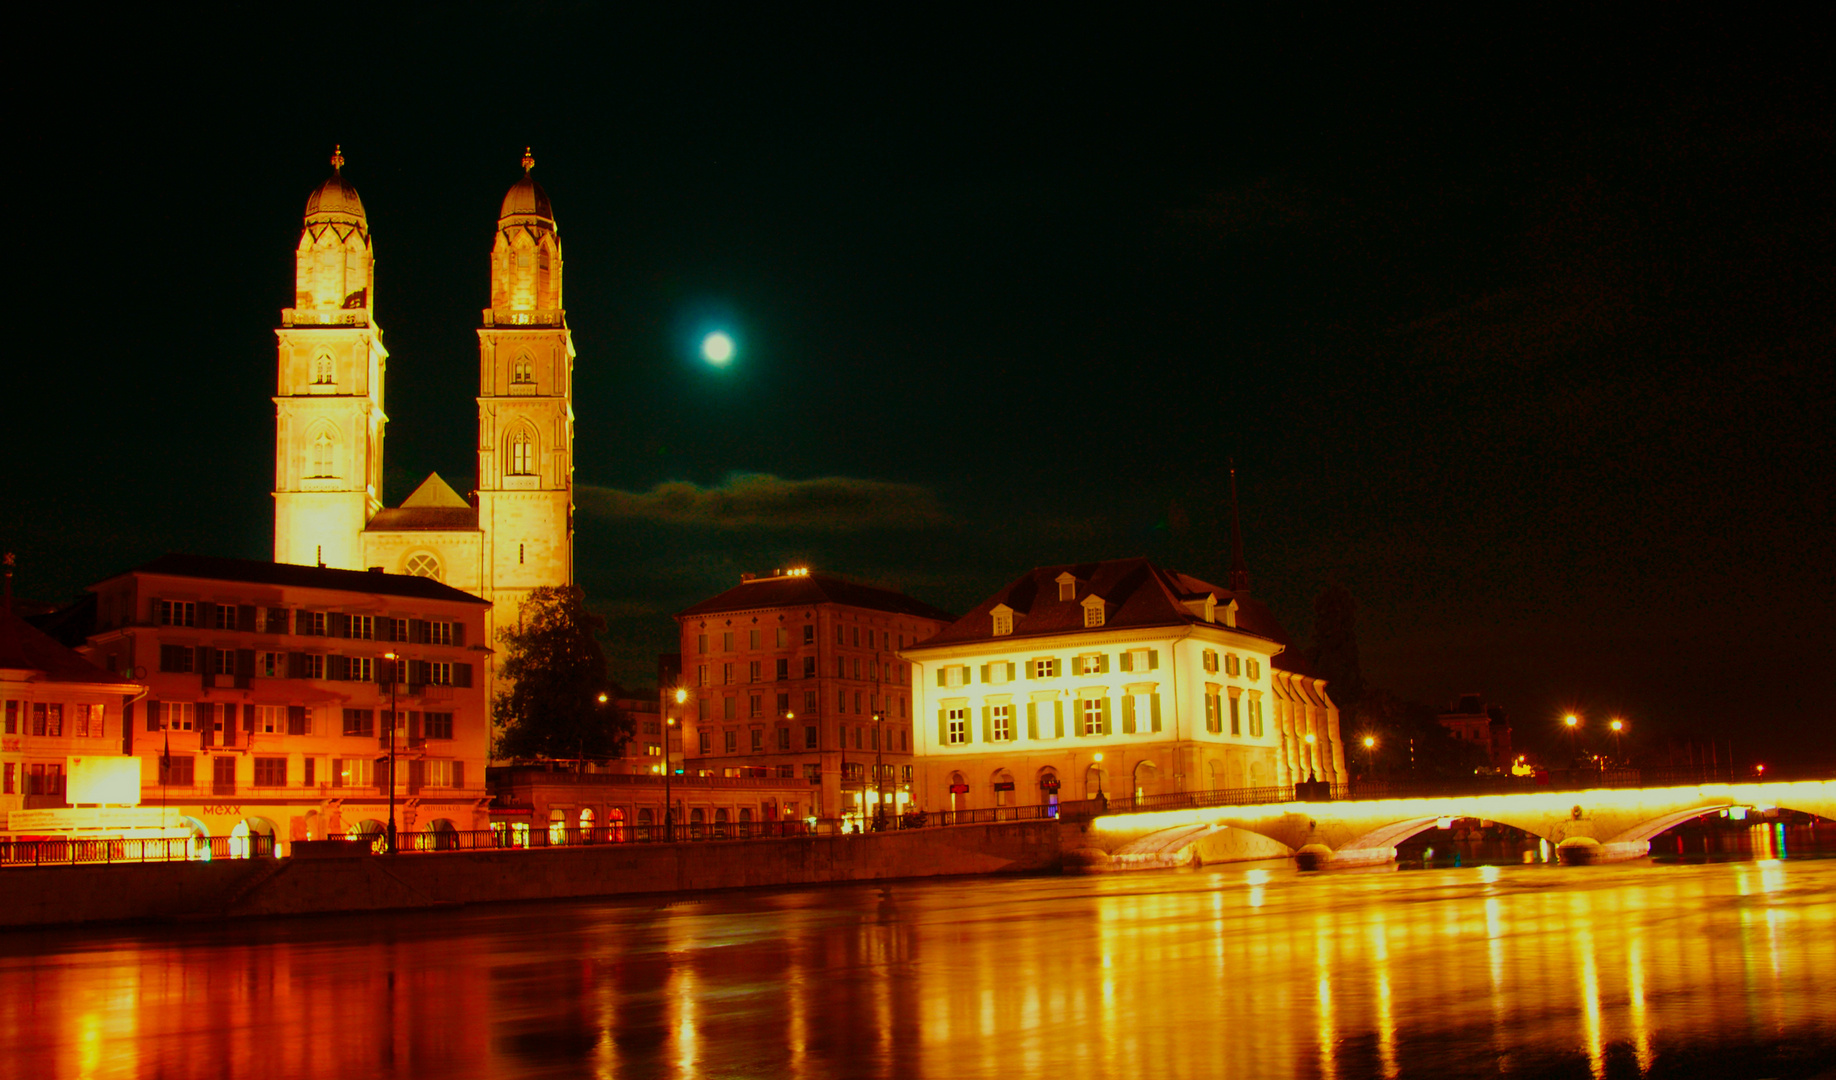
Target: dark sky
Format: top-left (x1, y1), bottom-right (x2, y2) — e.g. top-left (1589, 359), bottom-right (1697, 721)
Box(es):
top-left (7, 8), bottom-right (1832, 763)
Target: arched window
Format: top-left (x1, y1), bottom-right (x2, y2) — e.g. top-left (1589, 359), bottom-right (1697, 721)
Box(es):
top-left (308, 430), bottom-right (336, 478)
top-left (508, 429), bottom-right (534, 476)
top-left (405, 553), bottom-right (442, 580)
top-left (311, 355), bottom-right (333, 385)
top-left (511, 356), bottom-right (534, 384)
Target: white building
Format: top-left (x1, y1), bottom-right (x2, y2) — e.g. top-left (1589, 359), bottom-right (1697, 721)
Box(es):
top-left (904, 557), bottom-right (1345, 813)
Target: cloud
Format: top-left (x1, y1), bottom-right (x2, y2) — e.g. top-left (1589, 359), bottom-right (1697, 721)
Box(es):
top-left (578, 473), bottom-right (949, 531)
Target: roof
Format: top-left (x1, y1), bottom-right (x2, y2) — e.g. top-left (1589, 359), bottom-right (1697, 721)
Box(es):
top-left (98, 554), bottom-right (490, 605)
top-left (0, 607), bottom-right (135, 685)
top-left (501, 174), bottom-right (554, 223)
top-left (911, 556), bottom-right (1294, 652)
top-left (304, 170), bottom-right (365, 225)
top-left (401, 472), bottom-right (471, 508)
top-left (677, 573), bottom-right (956, 624)
top-left (365, 507), bottom-right (481, 532)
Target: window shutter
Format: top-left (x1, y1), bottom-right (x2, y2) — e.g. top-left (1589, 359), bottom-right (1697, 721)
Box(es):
top-left (331, 759), bottom-right (343, 788)
top-left (288, 652), bottom-right (305, 678)
top-left (938, 709), bottom-right (947, 745)
top-left (327, 655), bottom-right (346, 681)
top-left (1053, 699), bottom-right (1064, 738)
top-left (1005, 662), bottom-right (1016, 681)
top-left (1022, 662), bottom-right (1031, 681)
top-left (243, 703), bottom-right (256, 732)
top-left (200, 707), bottom-right (214, 748)
top-left (1099, 698), bottom-right (1111, 735)
top-left (330, 613), bottom-right (347, 638)
top-left (452, 760), bottom-right (465, 790)
top-left (454, 663), bottom-right (472, 688)
top-left (936, 668), bottom-right (946, 688)
top-left (194, 646), bottom-right (210, 676)
top-left (981, 706), bottom-right (991, 743)
top-left (1098, 654), bottom-right (1109, 675)
top-left (408, 759), bottom-right (424, 795)
top-left (1150, 694), bottom-right (1162, 732)
top-left (239, 605), bottom-right (257, 632)
top-left (294, 610), bottom-right (307, 635)
top-left (235, 649), bottom-right (254, 688)
top-left (1149, 650), bottom-right (1159, 671)
top-left (220, 705), bottom-right (237, 748)
top-left (979, 664), bottom-right (989, 683)
top-left (147, 700), bottom-right (160, 730)
top-left (1122, 695), bottom-right (1136, 734)
top-left (452, 622), bottom-right (466, 647)
top-left (413, 620), bottom-right (429, 644)
top-left (1027, 702), bottom-right (1038, 740)
top-left (1120, 652), bottom-right (1132, 673)
top-left (287, 706), bottom-right (306, 735)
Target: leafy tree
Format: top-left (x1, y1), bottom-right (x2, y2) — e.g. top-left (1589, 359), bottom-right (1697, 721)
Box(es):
top-left (1358, 687), bottom-right (1489, 779)
top-left (493, 586), bottom-right (632, 762)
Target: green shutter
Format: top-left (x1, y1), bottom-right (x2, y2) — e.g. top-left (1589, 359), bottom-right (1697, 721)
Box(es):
top-left (980, 664), bottom-right (989, 683)
top-left (1027, 702), bottom-right (1038, 740)
top-left (1098, 654), bottom-right (1109, 674)
top-left (937, 667), bottom-right (946, 688)
top-left (1100, 698), bottom-right (1112, 736)
top-left (1006, 662), bottom-right (1016, 681)
top-left (1023, 661), bottom-right (1031, 680)
top-left (938, 709), bottom-right (947, 745)
top-left (1151, 694), bottom-right (1162, 732)
top-left (1230, 695), bottom-right (1241, 736)
top-left (1120, 652), bottom-right (1133, 673)
top-left (1054, 699), bottom-right (1065, 738)
top-left (1149, 649), bottom-right (1159, 671)
top-left (981, 707), bottom-right (991, 743)
top-left (1122, 694), bottom-right (1136, 734)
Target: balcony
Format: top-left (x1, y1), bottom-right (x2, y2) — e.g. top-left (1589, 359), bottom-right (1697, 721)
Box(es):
top-left (282, 308), bottom-right (372, 328)
top-left (482, 308), bottom-right (563, 328)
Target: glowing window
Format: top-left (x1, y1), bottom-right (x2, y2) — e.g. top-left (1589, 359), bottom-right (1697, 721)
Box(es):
top-left (946, 708), bottom-right (967, 745)
top-left (992, 705), bottom-right (1012, 741)
top-left (309, 430), bottom-right (336, 477)
top-left (992, 609), bottom-right (1012, 636)
top-left (1083, 603), bottom-right (1104, 628)
top-left (405, 553), bottom-right (441, 580)
top-left (511, 357), bottom-right (534, 384)
top-left (312, 355), bottom-right (333, 385)
top-left (1081, 699), bottom-right (1103, 736)
top-left (509, 430), bottom-right (534, 475)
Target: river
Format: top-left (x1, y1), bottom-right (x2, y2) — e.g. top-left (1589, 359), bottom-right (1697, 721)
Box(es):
top-left (3, 854), bottom-right (1833, 1079)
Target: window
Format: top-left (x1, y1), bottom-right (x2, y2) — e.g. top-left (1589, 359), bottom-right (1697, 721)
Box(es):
top-left (1247, 658), bottom-right (1261, 680)
top-left (749, 629), bottom-right (761, 649)
top-left (254, 757), bottom-right (287, 786)
top-left (946, 708), bottom-right (967, 745)
top-left (265, 608), bottom-right (290, 634)
top-left (838, 690), bottom-right (848, 712)
top-left (775, 628), bottom-right (788, 648)
top-left (803, 689), bottom-right (818, 713)
top-left (340, 709), bottom-right (373, 737)
top-left (512, 356), bottom-right (534, 384)
top-left (258, 705), bottom-right (284, 734)
top-left (776, 658), bottom-right (789, 680)
top-left (852, 627), bottom-right (861, 647)
top-left (804, 763), bottom-right (822, 782)
top-left (1248, 697), bottom-right (1264, 738)
top-left (723, 632), bottom-right (734, 651)
top-left (1203, 649), bottom-right (1219, 674)
top-left (309, 430), bottom-right (336, 477)
top-left (723, 696), bottom-right (737, 720)
top-left (1030, 658), bottom-right (1059, 679)
top-left (214, 604), bottom-right (239, 630)
top-left (801, 624), bottom-right (814, 645)
top-left (304, 612), bottom-right (327, 636)
top-left (301, 654), bottom-right (325, 679)
top-left (343, 656), bottom-right (371, 681)
top-left (805, 725), bottom-right (818, 749)
top-left (943, 665), bottom-right (966, 688)
top-left (159, 645), bottom-right (195, 673)
top-left (406, 553), bottom-right (441, 580)
top-left (647, 742), bottom-right (662, 757)
top-left (2, 762), bottom-right (11, 794)
top-left (159, 600), bottom-right (195, 627)
top-left (751, 729), bottom-right (764, 752)
top-left (835, 658), bottom-right (846, 678)
top-left (1081, 699), bottom-right (1103, 736)
top-left (345, 615), bottom-right (373, 640)
top-left (1078, 654), bottom-right (1102, 676)
top-left (160, 755), bottom-right (194, 787)
top-left (697, 633), bottom-right (708, 655)
top-left (1205, 689), bottom-right (1222, 734)
top-left (749, 694), bottom-right (762, 719)
top-left (855, 726), bottom-right (864, 749)
top-left (992, 609), bottom-right (1013, 636)
top-left (2, 701), bottom-right (14, 735)
top-left (424, 712), bottom-right (453, 740)
top-left (776, 727), bottom-right (790, 750)
top-left (424, 759), bottom-right (459, 787)
top-left (1226, 654), bottom-right (1241, 677)
top-left (335, 757), bottom-right (374, 787)
top-left (699, 731), bottom-right (712, 753)
top-left (803, 656), bottom-right (816, 678)
top-left (163, 702), bottom-right (195, 731)
top-left (1083, 602), bottom-right (1105, 628)
top-left (748, 660), bottom-right (761, 682)
top-left (1057, 575), bottom-right (1076, 601)
top-left (776, 692), bottom-right (790, 714)
top-left (723, 662), bottom-right (734, 685)
top-left (992, 704), bottom-right (1012, 741)
top-left (427, 662), bottom-right (452, 685)
top-left (312, 355), bottom-right (334, 385)
top-left (427, 622), bottom-right (455, 646)
top-left (724, 730), bottom-right (737, 754)
top-left (508, 430), bottom-right (534, 475)
top-left (72, 703), bottom-right (103, 737)
top-left (255, 651), bottom-right (281, 677)
top-left (302, 757), bottom-right (317, 785)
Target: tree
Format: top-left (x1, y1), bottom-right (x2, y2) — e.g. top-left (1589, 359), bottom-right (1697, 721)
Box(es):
top-left (493, 586), bottom-right (632, 763)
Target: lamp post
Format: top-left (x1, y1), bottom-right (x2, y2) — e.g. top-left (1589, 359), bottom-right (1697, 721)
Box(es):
top-left (872, 711), bottom-right (886, 830)
top-left (667, 687), bottom-right (686, 841)
top-left (1609, 718), bottom-right (1625, 767)
top-left (1304, 732), bottom-right (1317, 782)
top-left (384, 652), bottom-right (399, 854)
top-left (1564, 714), bottom-right (1580, 768)
top-left (1362, 735), bottom-right (1377, 780)
top-left (1093, 752), bottom-right (1105, 803)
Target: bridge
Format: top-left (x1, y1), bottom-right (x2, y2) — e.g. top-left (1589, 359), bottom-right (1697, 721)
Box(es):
top-left (1070, 768), bottom-right (1836, 869)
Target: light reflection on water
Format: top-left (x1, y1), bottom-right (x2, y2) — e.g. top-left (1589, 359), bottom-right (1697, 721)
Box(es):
top-left (3, 858), bottom-right (1834, 1079)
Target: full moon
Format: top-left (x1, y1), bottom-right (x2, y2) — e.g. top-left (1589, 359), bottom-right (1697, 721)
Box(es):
top-left (701, 331), bottom-right (735, 365)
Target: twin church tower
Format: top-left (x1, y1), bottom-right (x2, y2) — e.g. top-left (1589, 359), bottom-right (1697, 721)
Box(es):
top-left (271, 147), bottom-right (574, 624)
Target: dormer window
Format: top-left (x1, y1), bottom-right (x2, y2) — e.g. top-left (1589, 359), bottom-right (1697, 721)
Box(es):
top-left (990, 604), bottom-right (1014, 637)
top-left (1056, 572), bottom-right (1077, 602)
top-left (1081, 595), bottom-right (1106, 628)
top-left (1222, 598), bottom-right (1240, 629)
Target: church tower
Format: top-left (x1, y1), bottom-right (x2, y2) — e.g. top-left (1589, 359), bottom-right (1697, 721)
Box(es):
top-left (273, 147), bottom-right (387, 570)
top-left (474, 149), bottom-right (575, 621)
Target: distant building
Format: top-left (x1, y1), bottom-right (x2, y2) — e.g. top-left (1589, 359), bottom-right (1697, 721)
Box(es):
top-left (74, 554), bottom-right (493, 851)
top-left (488, 765), bottom-right (812, 842)
top-left (674, 570), bottom-right (955, 823)
top-left (905, 556), bottom-right (1346, 813)
top-left (1436, 694), bottom-right (1514, 771)
top-left (2, 608), bottom-right (142, 831)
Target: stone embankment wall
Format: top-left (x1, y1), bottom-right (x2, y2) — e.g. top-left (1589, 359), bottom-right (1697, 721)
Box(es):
top-left (1, 820), bottom-right (1074, 929)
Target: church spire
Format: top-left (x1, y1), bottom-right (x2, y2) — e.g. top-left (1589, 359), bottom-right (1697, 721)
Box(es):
top-left (521, 146), bottom-right (534, 173)
top-left (1228, 458), bottom-right (1250, 594)
top-left (330, 144), bottom-right (345, 172)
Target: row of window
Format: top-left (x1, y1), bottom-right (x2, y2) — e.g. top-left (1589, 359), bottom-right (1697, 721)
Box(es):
top-left (693, 657), bottom-right (909, 687)
top-left (155, 645), bottom-right (469, 687)
top-left (152, 754), bottom-right (465, 790)
top-left (156, 601), bottom-right (461, 645)
top-left (1200, 649), bottom-right (1260, 679)
top-left (940, 696), bottom-right (1167, 745)
top-left (693, 723), bottom-right (912, 756)
top-left (2, 702), bottom-right (107, 739)
top-left (145, 702), bottom-right (455, 742)
top-left (698, 689), bottom-right (909, 721)
top-left (1203, 691), bottom-right (1266, 737)
top-left (694, 625), bottom-right (918, 655)
top-left (938, 648), bottom-right (1262, 688)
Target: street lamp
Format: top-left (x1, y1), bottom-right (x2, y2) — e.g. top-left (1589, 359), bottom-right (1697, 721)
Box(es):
top-left (1304, 732), bottom-right (1317, 783)
top-left (1565, 714), bottom-right (1580, 767)
top-left (1609, 718), bottom-right (1625, 767)
top-left (384, 652), bottom-right (399, 854)
top-left (667, 687), bottom-right (686, 841)
top-left (1362, 734), bottom-right (1377, 780)
top-left (1093, 752), bottom-right (1105, 802)
top-left (872, 711), bottom-right (886, 830)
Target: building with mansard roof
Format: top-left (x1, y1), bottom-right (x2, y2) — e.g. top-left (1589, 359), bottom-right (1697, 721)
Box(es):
top-left (903, 555), bottom-right (1345, 815)
top-left (271, 147), bottom-right (575, 669)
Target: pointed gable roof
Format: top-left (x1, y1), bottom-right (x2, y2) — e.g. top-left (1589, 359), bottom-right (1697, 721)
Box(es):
top-left (0, 607), bottom-right (135, 685)
top-left (366, 473), bottom-right (480, 532)
top-left (401, 473), bottom-right (471, 508)
top-left (909, 556), bottom-right (1295, 652)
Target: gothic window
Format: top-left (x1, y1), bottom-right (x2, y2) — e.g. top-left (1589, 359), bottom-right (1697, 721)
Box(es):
top-left (511, 356), bottom-right (534, 384)
top-left (308, 430), bottom-right (336, 478)
top-left (508, 429), bottom-right (534, 475)
top-left (405, 553), bottom-right (442, 580)
top-left (312, 355), bottom-right (333, 385)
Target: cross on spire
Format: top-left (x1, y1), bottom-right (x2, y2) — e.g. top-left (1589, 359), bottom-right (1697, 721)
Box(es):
top-left (521, 147), bottom-right (535, 173)
top-left (330, 145), bottom-right (345, 172)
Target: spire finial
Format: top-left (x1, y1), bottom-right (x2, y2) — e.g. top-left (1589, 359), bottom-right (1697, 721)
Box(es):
top-left (1228, 458), bottom-right (1250, 594)
top-left (521, 147), bottom-right (534, 174)
top-left (330, 144), bottom-right (345, 172)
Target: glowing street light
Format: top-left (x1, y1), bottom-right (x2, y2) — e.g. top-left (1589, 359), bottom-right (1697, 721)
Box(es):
top-left (666, 687), bottom-right (687, 841)
top-left (1564, 714), bottom-right (1580, 767)
top-left (1609, 718), bottom-right (1625, 766)
top-left (1362, 734), bottom-right (1377, 779)
top-left (1093, 752), bottom-right (1106, 802)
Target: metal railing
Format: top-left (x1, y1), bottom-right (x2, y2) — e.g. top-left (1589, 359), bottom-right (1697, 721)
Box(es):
top-left (1, 833), bottom-right (277, 867)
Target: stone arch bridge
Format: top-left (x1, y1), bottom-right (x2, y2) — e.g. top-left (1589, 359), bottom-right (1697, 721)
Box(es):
top-left (1079, 780), bottom-right (1835, 869)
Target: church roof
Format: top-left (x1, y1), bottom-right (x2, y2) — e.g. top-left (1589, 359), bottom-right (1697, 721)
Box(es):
top-left (103, 554), bottom-right (489, 604)
top-left (365, 507), bottom-right (481, 532)
top-left (677, 573), bottom-right (956, 624)
top-left (500, 174), bottom-right (554, 222)
top-left (1, 606), bottom-right (136, 684)
top-left (401, 473), bottom-right (471, 509)
top-left (908, 556), bottom-right (1294, 654)
top-left (304, 148), bottom-right (365, 224)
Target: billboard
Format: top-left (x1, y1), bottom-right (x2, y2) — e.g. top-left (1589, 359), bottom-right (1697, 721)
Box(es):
top-left (67, 755), bottom-right (143, 806)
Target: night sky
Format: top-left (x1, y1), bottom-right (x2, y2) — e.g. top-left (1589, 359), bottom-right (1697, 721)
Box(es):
top-left (7, 9), bottom-right (1831, 763)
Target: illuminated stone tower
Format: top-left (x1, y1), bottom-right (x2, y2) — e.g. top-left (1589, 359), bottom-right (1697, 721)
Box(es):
top-left (474, 149), bottom-right (575, 621)
top-left (272, 147), bottom-right (387, 570)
